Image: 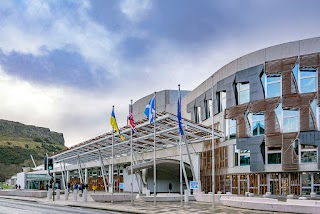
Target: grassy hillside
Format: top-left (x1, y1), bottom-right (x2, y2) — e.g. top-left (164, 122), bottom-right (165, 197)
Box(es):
top-left (0, 135), bottom-right (66, 182)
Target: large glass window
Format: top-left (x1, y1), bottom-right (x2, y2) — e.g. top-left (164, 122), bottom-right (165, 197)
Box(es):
top-left (227, 119), bottom-right (237, 140)
top-left (300, 145), bottom-right (317, 163)
top-left (204, 99), bottom-right (212, 119)
top-left (283, 109), bottom-right (299, 132)
top-left (250, 113), bottom-right (265, 136)
top-left (237, 82), bottom-right (250, 104)
top-left (240, 150), bottom-right (250, 166)
top-left (217, 91), bottom-right (226, 113)
top-left (267, 147), bottom-right (281, 164)
top-left (195, 106), bottom-right (201, 123)
top-left (300, 68), bottom-right (317, 93)
top-left (266, 74), bottom-right (281, 98)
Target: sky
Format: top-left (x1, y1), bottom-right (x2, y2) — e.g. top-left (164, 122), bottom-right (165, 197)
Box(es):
top-left (1, 0), bottom-right (320, 147)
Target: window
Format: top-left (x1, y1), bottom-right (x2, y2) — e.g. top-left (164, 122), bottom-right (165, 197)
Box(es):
top-left (302, 172), bottom-right (312, 195)
top-left (283, 109), bottom-right (299, 132)
top-left (266, 74), bottom-right (281, 98)
top-left (240, 150), bottom-right (250, 166)
top-left (250, 113), bottom-right (265, 136)
top-left (236, 82), bottom-right (250, 104)
top-left (227, 119), bottom-right (237, 140)
top-left (314, 173), bottom-right (320, 195)
top-left (267, 147), bottom-right (281, 164)
top-left (276, 103), bottom-right (282, 130)
top-left (217, 91), bottom-right (226, 113)
top-left (204, 99), bottom-right (212, 119)
top-left (234, 145), bottom-right (239, 166)
top-left (299, 68), bottom-right (317, 93)
top-left (300, 145), bottom-right (317, 163)
top-left (195, 106), bottom-right (201, 123)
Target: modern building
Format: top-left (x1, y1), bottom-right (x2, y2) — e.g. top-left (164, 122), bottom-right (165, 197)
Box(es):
top-left (46, 37), bottom-right (320, 197)
top-left (182, 36), bottom-right (320, 196)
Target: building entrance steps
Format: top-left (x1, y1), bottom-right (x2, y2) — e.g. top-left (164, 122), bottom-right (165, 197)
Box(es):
top-left (140, 193), bottom-right (195, 202)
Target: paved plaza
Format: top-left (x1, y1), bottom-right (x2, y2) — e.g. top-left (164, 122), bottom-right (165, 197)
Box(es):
top-left (0, 191), bottom-right (280, 214)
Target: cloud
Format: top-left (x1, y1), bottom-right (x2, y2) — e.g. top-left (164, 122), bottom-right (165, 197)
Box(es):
top-left (119, 0), bottom-right (152, 22)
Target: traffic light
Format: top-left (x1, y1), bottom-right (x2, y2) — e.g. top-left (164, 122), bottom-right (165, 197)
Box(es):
top-left (48, 158), bottom-right (53, 170)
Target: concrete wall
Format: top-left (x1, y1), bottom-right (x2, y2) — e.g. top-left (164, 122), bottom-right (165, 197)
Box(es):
top-left (17, 172), bottom-right (26, 189)
top-left (133, 90), bottom-right (189, 121)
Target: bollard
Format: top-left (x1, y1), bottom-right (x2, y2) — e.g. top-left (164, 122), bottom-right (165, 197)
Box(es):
top-left (83, 189), bottom-right (88, 202)
top-left (48, 188), bottom-right (53, 199)
top-left (56, 189), bottom-right (60, 200)
top-left (73, 189), bottom-right (78, 201)
top-left (64, 189), bottom-right (68, 200)
top-left (184, 189), bottom-right (189, 203)
top-left (146, 190), bottom-right (150, 196)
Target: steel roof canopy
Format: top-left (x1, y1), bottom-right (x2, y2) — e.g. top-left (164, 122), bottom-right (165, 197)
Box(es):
top-left (51, 112), bottom-right (224, 165)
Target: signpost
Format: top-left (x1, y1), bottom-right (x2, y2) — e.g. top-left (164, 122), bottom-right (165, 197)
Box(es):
top-left (190, 181), bottom-right (199, 190)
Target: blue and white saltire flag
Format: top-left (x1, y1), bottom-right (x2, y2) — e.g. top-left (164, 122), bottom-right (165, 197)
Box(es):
top-left (144, 96), bottom-right (155, 123)
top-left (177, 90), bottom-right (184, 136)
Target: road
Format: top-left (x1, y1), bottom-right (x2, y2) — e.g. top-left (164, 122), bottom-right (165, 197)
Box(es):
top-left (0, 198), bottom-right (119, 214)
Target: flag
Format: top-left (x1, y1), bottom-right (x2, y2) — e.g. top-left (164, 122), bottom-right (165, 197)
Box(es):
top-left (144, 96), bottom-right (155, 123)
top-left (129, 104), bottom-right (137, 134)
top-left (177, 90), bottom-right (184, 136)
top-left (110, 108), bottom-right (125, 141)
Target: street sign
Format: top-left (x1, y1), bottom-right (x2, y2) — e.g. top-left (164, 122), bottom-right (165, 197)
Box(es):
top-left (190, 181), bottom-right (199, 189)
top-left (119, 183), bottom-right (125, 189)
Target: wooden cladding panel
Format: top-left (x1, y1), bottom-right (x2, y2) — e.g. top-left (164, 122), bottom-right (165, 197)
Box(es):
top-left (282, 70), bottom-right (293, 96)
top-left (265, 57), bottom-right (297, 74)
top-left (265, 133), bottom-right (282, 147)
top-left (300, 53), bottom-right (320, 68)
top-left (282, 133), bottom-right (299, 170)
top-left (225, 104), bottom-right (248, 119)
top-left (250, 97), bottom-right (280, 113)
top-left (265, 111), bottom-right (280, 134)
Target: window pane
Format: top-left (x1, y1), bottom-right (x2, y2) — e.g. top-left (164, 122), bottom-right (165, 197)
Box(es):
top-left (283, 109), bottom-right (299, 117)
top-left (240, 155), bottom-right (250, 166)
top-left (268, 153), bottom-right (281, 164)
top-left (283, 117), bottom-right (299, 132)
top-left (253, 121), bottom-right (265, 136)
top-left (267, 82), bottom-right (281, 98)
top-left (239, 90), bottom-right (250, 104)
top-left (267, 75), bottom-right (281, 83)
top-left (302, 173), bottom-right (312, 187)
top-left (301, 151), bottom-right (317, 163)
top-left (300, 69), bottom-right (316, 77)
top-left (230, 119), bottom-right (236, 127)
top-left (314, 173), bottom-right (320, 184)
top-left (239, 83), bottom-right (249, 90)
top-left (300, 77), bottom-right (316, 93)
top-left (229, 127), bottom-right (236, 139)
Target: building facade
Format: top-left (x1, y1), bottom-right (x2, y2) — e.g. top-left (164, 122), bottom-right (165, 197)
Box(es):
top-left (182, 37), bottom-right (320, 196)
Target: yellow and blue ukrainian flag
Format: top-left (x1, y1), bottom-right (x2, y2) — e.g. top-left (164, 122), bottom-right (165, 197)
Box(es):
top-left (110, 108), bottom-right (125, 141)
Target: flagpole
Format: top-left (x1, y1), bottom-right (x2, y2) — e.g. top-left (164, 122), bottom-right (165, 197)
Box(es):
top-left (153, 92), bottom-right (157, 206)
top-left (130, 100), bottom-right (134, 206)
top-left (211, 76), bottom-right (215, 207)
top-left (112, 105), bottom-right (114, 204)
top-left (179, 84), bottom-right (183, 206)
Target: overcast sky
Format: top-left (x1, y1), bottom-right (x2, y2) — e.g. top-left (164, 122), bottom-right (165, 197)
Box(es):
top-left (1, 0), bottom-right (320, 147)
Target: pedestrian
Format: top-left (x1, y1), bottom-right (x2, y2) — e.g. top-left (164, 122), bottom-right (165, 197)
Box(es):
top-left (92, 184), bottom-right (97, 193)
top-left (15, 184), bottom-right (18, 189)
top-left (169, 182), bottom-right (172, 193)
top-left (46, 183), bottom-right (49, 190)
top-left (18, 185), bottom-right (21, 190)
